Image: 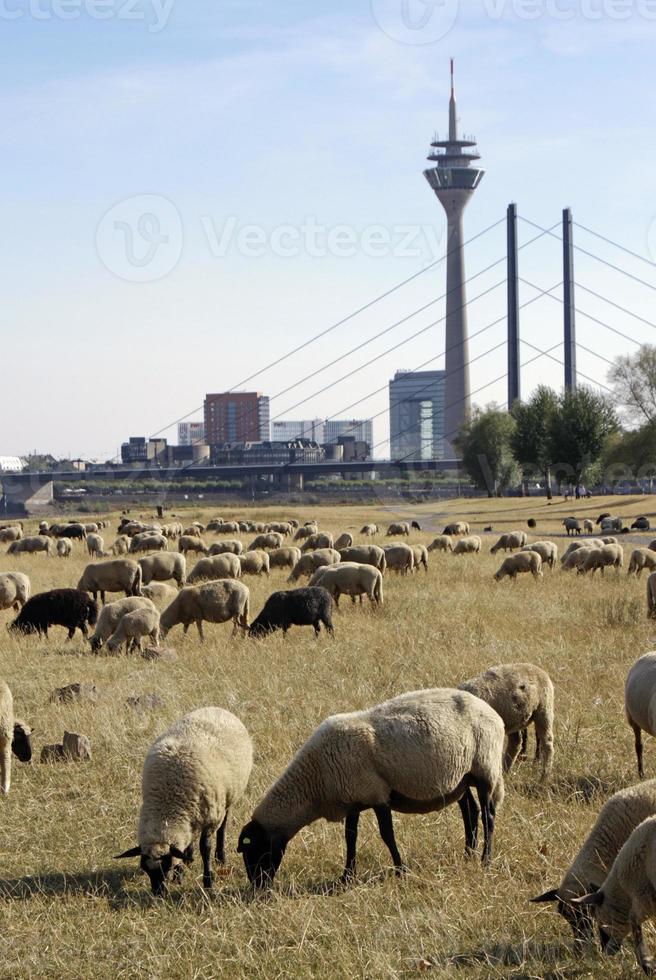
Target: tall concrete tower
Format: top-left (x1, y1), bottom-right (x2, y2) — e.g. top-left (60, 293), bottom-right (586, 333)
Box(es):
top-left (424, 60), bottom-right (484, 455)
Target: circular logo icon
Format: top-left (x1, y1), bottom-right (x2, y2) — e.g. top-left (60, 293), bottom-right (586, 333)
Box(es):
top-left (96, 194), bottom-right (183, 283)
top-left (370, 0), bottom-right (459, 44)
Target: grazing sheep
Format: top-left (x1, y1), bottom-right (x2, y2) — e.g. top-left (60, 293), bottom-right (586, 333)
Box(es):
top-left (86, 533), bottom-right (105, 558)
top-left (625, 653), bottom-right (656, 778)
top-left (600, 516), bottom-right (623, 533)
top-left (386, 522), bottom-right (410, 537)
top-left (63, 523), bottom-right (87, 541)
top-left (84, 523), bottom-right (99, 534)
top-left (494, 551), bottom-right (542, 582)
top-left (579, 543), bottom-right (624, 576)
top-left (527, 519), bottom-right (537, 529)
top-left (0, 572), bottom-right (30, 612)
top-left (583, 519), bottom-right (595, 534)
top-left (287, 549), bottom-right (341, 583)
top-left (89, 596), bottom-right (157, 651)
top-left (182, 525), bottom-right (202, 538)
top-left (490, 531), bottom-right (527, 554)
top-left (522, 541), bottom-right (558, 570)
top-left (561, 540), bottom-right (604, 562)
top-left (633, 517), bottom-right (651, 532)
top-left (178, 536), bottom-right (209, 557)
top-left (382, 543), bottom-right (414, 575)
top-left (159, 581), bottom-right (250, 641)
top-left (238, 687), bottom-right (505, 887)
top-left (629, 549), bottom-right (656, 578)
top-left (0, 527), bottom-right (22, 543)
top-left (249, 587), bottom-right (334, 638)
top-left (208, 540), bottom-right (243, 557)
top-left (458, 663), bottom-right (554, 780)
top-left (110, 535), bottom-right (130, 556)
top-left (293, 524), bottom-right (318, 542)
top-left (427, 535), bottom-right (453, 553)
top-left (411, 544), bottom-right (429, 573)
top-left (107, 606), bottom-right (161, 654)
top-left (138, 553), bottom-right (186, 589)
top-left (130, 533), bottom-right (168, 555)
top-left (268, 547), bottom-right (302, 571)
top-left (571, 816), bottom-right (656, 974)
top-left (453, 536), bottom-right (482, 556)
top-left (115, 707), bottom-right (253, 895)
top-left (532, 780), bottom-right (656, 949)
top-left (268, 522), bottom-right (293, 537)
top-left (56, 538), bottom-right (73, 558)
top-left (360, 524), bottom-right (378, 536)
top-left (249, 532), bottom-right (284, 552)
top-left (141, 582), bottom-right (178, 607)
top-left (308, 563), bottom-right (383, 607)
top-left (238, 551), bottom-right (270, 577)
top-left (443, 522), bottom-right (470, 536)
top-left (300, 532), bottom-right (334, 553)
top-left (186, 553), bottom-right (241, 585)
top-left (10, 589), bottom-right (98, 639)
top-left (602, 536), bottom-right (619, 545)
top-left (7, 536), bottom-right (53, 557)
top-left (77, 559), bottom-right (142, 604)
top-left (0, 680), bottom-right (32, 796)
top-left (561, 547), bottom-right (598, 572)
top-left (338, 545), bottom-right (386, 573)
top-left (562, 518), bottom-right (581, 536)
top-left (212, 521), bottom-right (240, 535)
top-left (334, 533), bottom-right (354, 551)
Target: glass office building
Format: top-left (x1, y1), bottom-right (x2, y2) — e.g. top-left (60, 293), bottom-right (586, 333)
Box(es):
top-left (388, 370), bottom-right (446, 461)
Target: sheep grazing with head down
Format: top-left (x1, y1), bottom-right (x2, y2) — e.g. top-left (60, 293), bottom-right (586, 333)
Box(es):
top-left (531, 780), bottom-right (656, 951)
top-left (300, 532), bottom-right (334, 553)
top-left (428, 535), bottom-right (453, 553)
top-left (287, 549), bottom-right (341, 583)
top-left (410, 544), bottom-right (428, 573)
top-left (141, 582), bottom-right (178, 607)
top-left (56, 538), bottom-right (73, 558)
top-left (238, 687), bottom-right (505, 888)
top-left (159, 580), bottom-right (250, 642)
top-left (138, 552), bottom-right (186, 589)
top-left (628, 549), bottom-right (656, 578)
top-left (571, 815), bottom-right (656, 975)
top-left (238, 551), bottom-right (270, 577)
top-left (86, 533), bottom-right (105, 558)
top-left (338, 545), bottom-right (386, 573)
top-left (308, 563), bottom-right (383, 607)
top-left (382, 543), bottom-right (414, 575)
top-left (561, 546), bottom-right (597, 572)
top-left (453, 536), bottom-right (481, 556)
top-left (578, 543), bottom-right (623, 576)
top-left (77, 559), bottom-right (142, 604)
top-left (249, 587), bottom-right (334, 638)
top-left (490, 531), bottom-right (528, 554)
top-left (0, 679), bottom-right (32, 796)
top-left (458, 663), bottom-right (554, 780)
top-left (386, 522), bottom-right (410, 538)
top-left (443, 522), bottom-right (470, 536)
top-left (178, 536), bottom-right (209, 557)
top-left (0, 572), bottom-right (30, 613)
top-left (89, 596), bottom-right (156, 652)
top-left (107, 606), bottom-right (160, 654)
top-left (267, 547), bottom-right (301, 571)
top-left (494, 551), bottom-right (542, 582)
top-left (115, 707), bottom-right (253, 895)
top-left (521, 541), bottom-right (558, 570)
top-left (360, 524), bottom-right (378, 537)
top-left (7, 536), bottom-right (53, 557)
top-left (186, 553), bottom-right (241, 585)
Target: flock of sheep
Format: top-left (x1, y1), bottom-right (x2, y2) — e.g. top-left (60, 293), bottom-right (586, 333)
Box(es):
top-left (3, 510), bottom-right (656, 974)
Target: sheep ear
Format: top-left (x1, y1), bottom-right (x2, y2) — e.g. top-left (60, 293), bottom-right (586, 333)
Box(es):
top-left (572, 890), bottom-right (604, 907)
top-left (530, 888), bottom-right (559, 903)
top-left (169, 845), bottom-right (189, 862)
top-left (114, 846), bottom-right (142, 859)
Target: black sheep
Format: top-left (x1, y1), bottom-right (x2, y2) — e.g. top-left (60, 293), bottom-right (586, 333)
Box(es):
top-left (250, 587), bottom-right (334, 638)
top-left (10, 589), bottom-right (98, 640)
top-left (411, 521), bottom-right (421, 531)
top-left (527, 518), bottom-right (537, 529)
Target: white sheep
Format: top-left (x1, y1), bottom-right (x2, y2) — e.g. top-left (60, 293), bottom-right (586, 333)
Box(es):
top-left (453, 536), bottom-right (481, 556)
top-left (138, 553), bottom-right (186, 589)
top-left (625, 653), bottom-right (656, 779)
top-left (427, 536), bottom-right (454, 553)
top-left (308, 562), bottom-right (384, 606)
top-left (238, 551), bottom-right (270, 577)
top-left (268, 547), bottom-right (301, 571)
top-left (583, 519), bottom-right (595, 534)
top-left (89, 596), bottom-right (157, 651)
top-left (561, 546), bottom-right (597, 572)
top-left (159, 580), bottom-right (250, 641)
top-left (115, 707), bottom-right (253, 894)
top-left (338, 545), bottom-right (386, 573)
top-left (334, 533), bottom-right (354, 551)
top-left (86, 533), bottom-right (105, 558)
top-left (521, 541), bottom-right (558, 569)
top-left (458, 663), bottom-right (554, 780)
top-left (386, 521), bottom-right (410, 537)
top-left (107, 606), bottom-right (160, 654)
top-left (56, 538), bottom-right (73, 558)
top-left (208, 540), bottom-right (244, 557)
top-left (0, 680), bottom-right (32, 795)
top-left (237, 688), bottom-right (505, 887)
top-left (77, 559), bottom-right (142, 604)
top-left (7, 536), bottom-right (52, 557)
top-left (572, 815), bottom-right (656, 974)
top-left (0, 572), bottom-right (30, 613)
top-left (579, 543), bottom-right (624, 576)
top-left (561, 539), bottom-right (604, 563)
top-left (300, 532), bottom-right (334, 553)
top-left (287, 549), bottom-right (341, 583)
top-left (443, 522), bottom-right (470, 536)
top-left (186, 553), bottom-right (241, 585)
top-left (110, 534), bottom-right (130, 556)
top-left (532, 780), bottom-right (656, 949)
top-left (360, 524), bottom-right (378, 537)
top-left (382, 542), bottom-right (414, 574)
top-left (411, 544), bottom-right (429, 573)
top-left (178, 535), bottom-right (209, 557)
top-left (141, 582), bottom-right (178, 607)
top-left (490, 531), bottom-right (527, 554)
top-left (629, 549), bottom-right (656, 578)
top-left (494, 551), bottom-right (542, 582)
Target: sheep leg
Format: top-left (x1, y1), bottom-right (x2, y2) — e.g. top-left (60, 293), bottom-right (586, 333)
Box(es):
top-left (0, 736), bottom-right (11, 796)
top-left (196, 620), bottom-right (205, 643)
top-left (373, 805), bottom-right (406, 874)
top-left (341, 810), bottom-right (361, 882)
top-left (216, 814), bottom-right (227, 865)
top-left (475, 781), bottom-right (495, 867)
top-left (632, 919), bottom-right (656, 975)
top-left (504, 731), bottom-right (522, 773)
top-left (66, 627), bottom-right (75, 641)
top-left (533, 710), bottom-right (554, 781)
top-left (631, 720), bottom-right (645, 779)
top-left (519, 728), bottom-right (528, 759)
top-left (199, 828), bottom-right (213, 890)
top-left (457, 787), bottom-right (479, 855)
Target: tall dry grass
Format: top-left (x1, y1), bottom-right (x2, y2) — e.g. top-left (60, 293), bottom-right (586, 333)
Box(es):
top-left (0, 495), bottom-right (655, 978)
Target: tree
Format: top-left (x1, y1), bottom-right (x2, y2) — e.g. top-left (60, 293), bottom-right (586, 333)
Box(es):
top-left (608, 344), bottom-right (656, 425)
top-left (510, 386), bottom-right (559, 499)
top-left (549, 386), bottom-right (618, 484)
top-left (455, 405), bottom-right (519, 496)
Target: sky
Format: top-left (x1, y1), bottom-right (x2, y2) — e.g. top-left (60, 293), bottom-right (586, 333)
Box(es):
top-left (2, 0), bottom-right (656, 460)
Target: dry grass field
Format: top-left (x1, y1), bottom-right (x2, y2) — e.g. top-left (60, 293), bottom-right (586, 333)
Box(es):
top-left (2, 493), bottom-right (656, 978)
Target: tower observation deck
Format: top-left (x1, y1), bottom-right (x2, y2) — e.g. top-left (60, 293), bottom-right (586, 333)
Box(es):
top-left (423, 60), bottom-right (484, 455)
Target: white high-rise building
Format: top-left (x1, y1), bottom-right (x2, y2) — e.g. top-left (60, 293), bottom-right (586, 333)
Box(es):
top-left (178, 421), bottom-right (206, 445)
top-left (324, 419), bottom-right (373, 450)
top-left (272, 419), bottom-right (324, 443)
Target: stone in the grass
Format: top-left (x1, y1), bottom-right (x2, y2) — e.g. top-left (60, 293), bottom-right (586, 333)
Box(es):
top-left (41, 743), bottom-right (66, 763)
top-left (63, 731), bottom-right (92, 762)
top-left (126, 692), bottom-right (166, 713)
top-left (141, 646), bottom-right (177, 663)
top-left (49, 682), bottom-right (99, 705)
